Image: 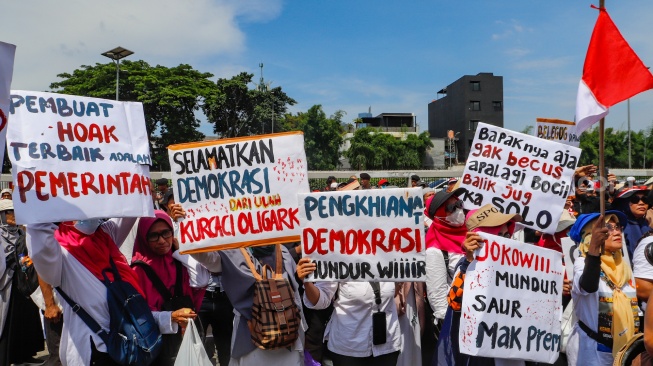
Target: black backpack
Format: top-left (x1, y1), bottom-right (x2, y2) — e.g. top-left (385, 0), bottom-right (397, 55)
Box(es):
top-left (3, 230), bottom-right (40, 298)
top-left (57, 257), bottom-right (163, 366)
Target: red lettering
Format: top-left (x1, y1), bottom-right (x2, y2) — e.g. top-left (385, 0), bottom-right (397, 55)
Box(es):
top-left (372, 228), bottom-right (388, 254)
top-left (357, 229), bottom-right (371, 254)
top-left (345, 230), bottom-right (357, 255)
top-left (35, 171), bottom-right (48, 201)
top-left (16, 171), bottom-right (34, 203)
top-left (329, 229), bottom-right (345, 253)
top-left (57, 121), bottom-right (74, 142)
top-left (74, 123), bottom-right (88, 142)
top-left (80, 172), bottom-right (99, 195)
top-left (88, 123), bottom-right (103, 142)
top-left (180, 221), bottom-right (194, 244)
top-left (66, 172), bottom-right (80, 198)
top-left (103, 125), bottom-right (119, 142)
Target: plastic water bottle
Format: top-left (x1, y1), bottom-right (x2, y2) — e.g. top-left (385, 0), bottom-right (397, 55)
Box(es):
top-left (18, 253), bottom-right (28, 272)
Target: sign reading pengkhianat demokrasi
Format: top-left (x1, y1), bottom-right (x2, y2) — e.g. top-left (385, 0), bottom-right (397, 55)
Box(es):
top-left (459, 232), bottom-right (564, 364)
top-left (299, 188), bottom-right (425, 282)
top-left (459, 123), bottom-right (581, 234)
top-left (168, 132), bottom-right (309, 253)
top-left (7, 90), bottom-right (154, 224)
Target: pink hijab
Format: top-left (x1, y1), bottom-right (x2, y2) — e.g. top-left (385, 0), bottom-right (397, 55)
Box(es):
top-left (424, 196), bottom-right (468, 254)
top-left (56, 222), bottom-right (145, 297)
top-left (132, 211), bottom-right (205, 311)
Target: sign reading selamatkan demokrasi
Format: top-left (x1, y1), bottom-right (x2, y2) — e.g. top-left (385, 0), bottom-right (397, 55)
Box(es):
top-left (299, 188), bottom-right (425, 282)
top-left (168, 132), bottom-right (309, 253)
top-left (7, 91), bottom-right (154, 225)
top-left (535, 118), bottom-right (580, 147)
top-left (459, 232), bottom-right (564, 364)
top-left (0, 42), bottom-right (16, 168)
top-left (459, 123), bottom-right (581, 234)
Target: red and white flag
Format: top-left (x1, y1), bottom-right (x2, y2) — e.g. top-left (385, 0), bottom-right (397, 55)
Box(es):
top-left (575, 7), bottom-right (653, 134)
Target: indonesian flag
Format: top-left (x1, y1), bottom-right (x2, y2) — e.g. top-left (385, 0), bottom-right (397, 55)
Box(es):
top-left (575, 7), bottom-right (653, 134)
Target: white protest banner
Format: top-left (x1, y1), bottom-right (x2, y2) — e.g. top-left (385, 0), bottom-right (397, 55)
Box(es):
top-left (560, 235), bottom-right (629, 281)
top-left (459, 232), bottom-right (564, 363)
top-left (168, 132), bottom-right (309, 253)
top-left (535, 118), bottom-right (580, 147)
top-left (560, 237), bottom-right (578, 280)
top-left (7, 91), bottom-right (153, 224)
top-left (459, 123), bottom-right (581, 234)
top-left (0, 42), bottom-right (16, 166)
top-left (299, 188), bottom-right (425, 282)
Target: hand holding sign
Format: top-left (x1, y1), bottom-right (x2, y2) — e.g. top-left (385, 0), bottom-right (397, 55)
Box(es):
top-left (463, 232), bottom-right (483, 262)
top-left (296, 257), bottom-right (316, 281)
top-left (588, 214), bottom-right (608, 256)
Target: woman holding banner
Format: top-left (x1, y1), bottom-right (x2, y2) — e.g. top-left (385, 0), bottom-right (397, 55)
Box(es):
top-left (566, 211), bottom-right (641, 366)
top-left (192, 244), bottom-right (306, 366)
top-left (131, 210), bottom-right (209, 365)
top-left (26, 218), bottom-right (195, 365)
top-left (298, 262), bottom-right (402, 366)
top-left (433, 204), bottom-right (524, 366)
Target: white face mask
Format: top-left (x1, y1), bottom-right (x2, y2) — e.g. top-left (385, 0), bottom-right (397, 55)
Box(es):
top-left (75, 219), bottom-right (103, 235)
top-left (445, 208), bottom-right (466, 227)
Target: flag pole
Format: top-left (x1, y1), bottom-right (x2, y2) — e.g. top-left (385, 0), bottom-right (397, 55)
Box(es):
top-left (598, 0), bottom-right (606, 216)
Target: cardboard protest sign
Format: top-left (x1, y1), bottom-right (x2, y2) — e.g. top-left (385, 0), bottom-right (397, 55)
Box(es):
top-left (459, 123), bottom-right (581, 234)
top-left (299, 188), bottom-right (425, 282)
top-left (459, 232), bottom-right (564, 363)
top-left (168, 132), bottom-right (309, 253)
top-left (560, 235), bottom-right (629, 281)
top-left (535, 118), bottom-right (580, 147)
top-left (7, 91), bottom-right (153, 224)
top-left (0, 42), bottom-right (16, 167)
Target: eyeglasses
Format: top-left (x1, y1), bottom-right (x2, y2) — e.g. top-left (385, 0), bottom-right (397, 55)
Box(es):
top-left (629, 195), bottom-right (647, 204)
top-left (605, 223), bottom-right (623, 233)
top-left (446, 200), bottom-right (464, 213)
top-left (146, 229), bottom-right (173, 242)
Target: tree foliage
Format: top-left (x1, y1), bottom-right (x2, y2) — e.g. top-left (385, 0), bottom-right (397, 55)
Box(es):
top-left (345, 127), bottom-right (433, 170)
top-left (204, 72), bottom-right (296, 138)
top-left (277, 105), bottom-right (344, 170)
top-left (49, 61), bottom-right (216, 170)
top-left (579, 125), bottom-right (653, 169)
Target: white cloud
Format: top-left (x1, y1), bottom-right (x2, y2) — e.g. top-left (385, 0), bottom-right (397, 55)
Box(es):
top-left (0, 0), bottom-right (282, 91)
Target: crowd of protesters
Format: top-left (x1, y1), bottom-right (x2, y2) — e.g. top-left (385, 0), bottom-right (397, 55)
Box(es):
top-left (5, 166), bottom-right (653, 366)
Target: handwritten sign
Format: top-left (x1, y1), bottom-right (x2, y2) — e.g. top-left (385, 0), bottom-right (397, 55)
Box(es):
top-left (535, 118), bottom-right (580, 147)
top-left (0, 42), bottom-right (16, 167)
top-left (459, 123), bottom-right (581, 234)
top-left (169, 132), bottom-right (309, 253)
top-left (459, 233), bottom-right (563, 363)
top-left (299, 188), bottom-right (425, 282)
top-left (7, 91), bottom-right (153, 224)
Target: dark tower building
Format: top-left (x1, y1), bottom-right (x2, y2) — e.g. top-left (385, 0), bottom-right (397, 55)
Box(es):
top-left (428, 73), bottom-right (504, 163)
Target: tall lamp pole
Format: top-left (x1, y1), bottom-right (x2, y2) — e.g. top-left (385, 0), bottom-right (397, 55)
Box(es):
top-left (101, 47), bottom-right (134, 101)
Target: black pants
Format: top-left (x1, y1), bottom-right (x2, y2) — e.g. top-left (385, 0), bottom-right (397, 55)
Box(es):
top-left (90, 339), bottom-right (120, 366)
top-left (330, 350), bottom-right (400, 366)
top-left (42, 314), bottom-right (63, 366)
top-left (199, 289), bottom-right (234, 366)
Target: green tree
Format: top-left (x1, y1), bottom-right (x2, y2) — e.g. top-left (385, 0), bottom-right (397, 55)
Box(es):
top-left (204, 72), bottom-right (296, 138)
top-left (345, 127), bottom-right (432, 169)
top-left (278, 105), bottom-right (344, 170)
top-left (49, 61), bottom-right (216, 170)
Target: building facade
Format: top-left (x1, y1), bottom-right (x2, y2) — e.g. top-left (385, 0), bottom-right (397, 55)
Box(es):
top-left (428, 72), bottom-right (504, 163)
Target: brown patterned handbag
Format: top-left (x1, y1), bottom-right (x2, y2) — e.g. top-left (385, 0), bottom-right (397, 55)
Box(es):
top-left (240, 244), bottom-right (300, 350)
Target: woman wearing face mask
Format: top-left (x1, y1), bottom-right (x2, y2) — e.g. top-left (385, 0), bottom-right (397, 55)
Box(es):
top-left (424, 188), bottom-right (468, 323)
top-left (434, 204), bottom-right (524, 366)
top-left (0, 199), bottom-right (45, 365)
top-left (27, 216), bottom-right (193, 365)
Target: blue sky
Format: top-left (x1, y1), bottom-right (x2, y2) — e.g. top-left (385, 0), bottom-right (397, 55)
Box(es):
top-left (3, 0), bottom-right (653, 136)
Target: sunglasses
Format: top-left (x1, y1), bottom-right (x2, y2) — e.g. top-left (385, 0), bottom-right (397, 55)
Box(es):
top-left (446, 200), bottom-right (464, 213)
top-left (629, 195), bottom-right (647, 204)
top-left (146, 229), bottom-right (173, 242)
top-left (605, 223), bottom-right (622, 233)
top-left (498, 232), bottom-right (511, 238)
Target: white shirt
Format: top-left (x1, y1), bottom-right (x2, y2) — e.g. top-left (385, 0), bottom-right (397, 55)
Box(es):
top-left (633, 236), bottom-right (653, 281)
top-left (303, 281), bottom-right (402, 358)
top-left (27, 219), bottom-right (178, 366)
top-left (567, 256), bottom-right (640, 366)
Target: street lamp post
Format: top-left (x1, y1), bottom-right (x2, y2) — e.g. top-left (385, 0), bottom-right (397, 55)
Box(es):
top-left (101, 47), bottom-right (134, 101)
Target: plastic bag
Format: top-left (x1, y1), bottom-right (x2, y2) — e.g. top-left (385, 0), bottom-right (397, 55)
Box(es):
top-left (174, 319), bottom-right (212, 366)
